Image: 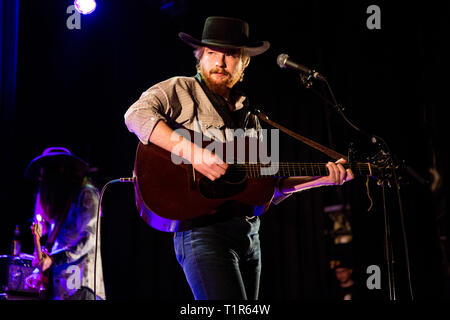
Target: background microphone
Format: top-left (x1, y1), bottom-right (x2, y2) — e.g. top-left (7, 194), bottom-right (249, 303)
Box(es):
top-left (277, 54), bottom-right (326, 81)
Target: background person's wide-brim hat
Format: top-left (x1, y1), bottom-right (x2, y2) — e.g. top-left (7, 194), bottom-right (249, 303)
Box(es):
top-left (179, 16), bottom-right (270, 56)
top-left (25, 147), bottom-right (92, 180)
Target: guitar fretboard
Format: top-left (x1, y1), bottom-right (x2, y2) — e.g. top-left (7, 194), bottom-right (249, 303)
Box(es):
top-left (233, 162), bottom-right (373, 178)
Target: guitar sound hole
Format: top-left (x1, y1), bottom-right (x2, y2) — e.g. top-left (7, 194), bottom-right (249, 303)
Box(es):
top-left (198, 165), bottom-right (247, 199)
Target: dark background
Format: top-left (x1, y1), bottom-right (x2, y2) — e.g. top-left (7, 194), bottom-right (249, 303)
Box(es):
top-left (1, 0), bottom-right (450, 301)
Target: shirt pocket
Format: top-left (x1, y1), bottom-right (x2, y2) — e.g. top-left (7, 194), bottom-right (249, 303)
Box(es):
top-left (192, 120), bottom-right (226, 142)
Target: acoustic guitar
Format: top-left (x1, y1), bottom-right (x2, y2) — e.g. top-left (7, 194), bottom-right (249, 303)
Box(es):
top-left (132, 128), bottom-right (385, 232)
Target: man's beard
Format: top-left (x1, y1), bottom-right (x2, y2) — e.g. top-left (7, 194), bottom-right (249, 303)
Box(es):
top-left (201, 67), bottom-right (240, 97)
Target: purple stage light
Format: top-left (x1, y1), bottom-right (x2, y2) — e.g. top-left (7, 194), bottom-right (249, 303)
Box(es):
top-left (74, 0), bottom-right (97, 15)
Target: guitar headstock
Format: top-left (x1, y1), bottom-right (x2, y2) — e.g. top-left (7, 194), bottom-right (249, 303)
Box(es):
top-left (31, 222), bottom-right (42, 240)
top-left (366, 150), bottom-right (401, 187)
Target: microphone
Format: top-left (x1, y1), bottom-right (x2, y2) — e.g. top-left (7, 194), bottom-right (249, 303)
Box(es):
top-left (277, 54), bottom-right (326, 81)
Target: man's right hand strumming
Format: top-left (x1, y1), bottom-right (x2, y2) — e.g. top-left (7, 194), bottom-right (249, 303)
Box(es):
top-left (190, 145), bottom-right (228, 181)
top-left (149, 120), bottom-right (228, 181)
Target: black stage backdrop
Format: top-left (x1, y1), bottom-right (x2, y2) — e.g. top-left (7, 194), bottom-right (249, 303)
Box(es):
top-left (1, 0), bottom-right (450, 301)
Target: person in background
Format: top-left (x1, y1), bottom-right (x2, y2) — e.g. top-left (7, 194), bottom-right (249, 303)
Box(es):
top-left (25, 147), bottom-right (105, 300)
top-left (330, 258), bottom-right (354, 300)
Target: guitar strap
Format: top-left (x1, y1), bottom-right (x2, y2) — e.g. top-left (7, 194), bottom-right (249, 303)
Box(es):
top-left (252, 109), bottom-right (348, 161)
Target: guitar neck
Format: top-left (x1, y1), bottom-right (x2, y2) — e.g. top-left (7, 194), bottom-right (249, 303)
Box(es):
top-left (236, 162), bottom-right (373, 178)
top-left (33, 235), bottom-right (43, 261)
top-left (32, 223), bottom-right (44, 261)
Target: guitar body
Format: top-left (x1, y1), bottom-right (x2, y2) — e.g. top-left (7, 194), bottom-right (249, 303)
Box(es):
top-left (133, 131), bottom-right (277, 232)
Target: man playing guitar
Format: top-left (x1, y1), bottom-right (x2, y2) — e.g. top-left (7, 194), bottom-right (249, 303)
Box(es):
top-left (125, 16), bottom-right (354, 300)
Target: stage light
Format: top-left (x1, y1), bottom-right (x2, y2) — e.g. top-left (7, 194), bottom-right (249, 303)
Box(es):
top-left (74, 0), bottom-right (96, 15)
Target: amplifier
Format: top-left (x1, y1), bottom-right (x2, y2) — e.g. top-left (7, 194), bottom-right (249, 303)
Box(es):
top-left (0, 255), bottom-right (40, 296)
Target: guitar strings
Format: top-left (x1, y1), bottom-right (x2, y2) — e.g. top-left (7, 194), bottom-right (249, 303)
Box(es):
top-left (195, 163), bottom-right (371, 177)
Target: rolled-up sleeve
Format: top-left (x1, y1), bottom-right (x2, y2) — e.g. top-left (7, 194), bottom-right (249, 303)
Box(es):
top-left (124, 86), bottom-right (175, 144)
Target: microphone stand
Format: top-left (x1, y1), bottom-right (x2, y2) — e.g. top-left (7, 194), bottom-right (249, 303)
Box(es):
top-left (299, 72), bottom-right (414, 300)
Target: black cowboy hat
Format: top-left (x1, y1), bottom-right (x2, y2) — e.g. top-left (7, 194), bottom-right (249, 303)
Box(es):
top-left (24, 147), bottom-right (93, 180)
top-left (179, 16), bottom-right (270, 56)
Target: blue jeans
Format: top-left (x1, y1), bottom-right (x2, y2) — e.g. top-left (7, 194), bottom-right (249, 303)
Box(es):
top-left (174, 216), bottom-right (261, 300)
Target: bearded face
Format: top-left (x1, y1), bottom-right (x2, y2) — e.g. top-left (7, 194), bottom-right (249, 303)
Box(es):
top-left (198, 47), bottom-right (248, 96)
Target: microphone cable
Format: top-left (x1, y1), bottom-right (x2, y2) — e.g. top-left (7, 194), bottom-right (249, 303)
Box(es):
top-left (93, 176), bottom-right (135, 300)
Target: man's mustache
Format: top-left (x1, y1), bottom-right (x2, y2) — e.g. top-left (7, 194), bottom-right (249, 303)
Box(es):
top-left (210, 68), bottom-right (230, 76)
